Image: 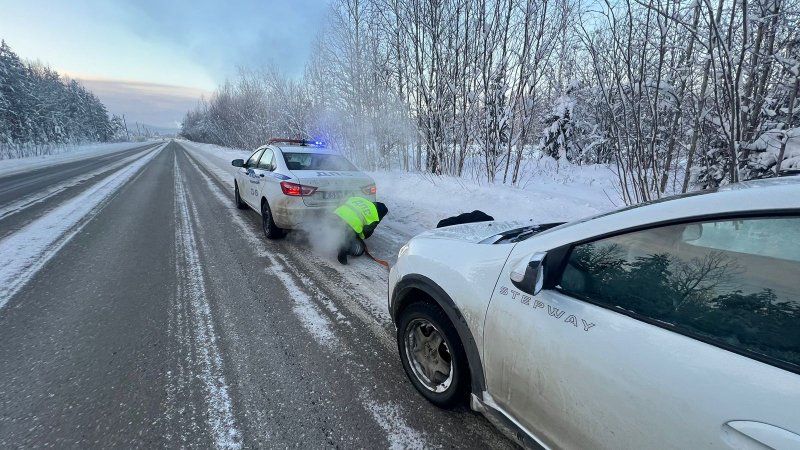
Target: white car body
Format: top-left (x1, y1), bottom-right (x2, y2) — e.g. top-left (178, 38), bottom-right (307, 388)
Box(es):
top-left (233, 143), bottom-right (376, 229)
top-left (389, 177), bottom-right (800, 449)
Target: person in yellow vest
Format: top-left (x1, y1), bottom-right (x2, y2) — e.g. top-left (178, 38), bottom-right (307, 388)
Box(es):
top-left (333, 197), bottom-right (389, 265)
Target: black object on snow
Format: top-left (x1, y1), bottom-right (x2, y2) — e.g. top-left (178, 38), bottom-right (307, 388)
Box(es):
top-left (436, 210), bottom-right (495, 228)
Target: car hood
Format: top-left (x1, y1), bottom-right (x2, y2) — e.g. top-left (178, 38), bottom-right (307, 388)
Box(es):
top-left (414, 220), bottom-right (537, 244)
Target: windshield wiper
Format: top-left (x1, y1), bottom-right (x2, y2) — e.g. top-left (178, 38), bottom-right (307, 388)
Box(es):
top-left (492, 222), bottom-right (565, 244)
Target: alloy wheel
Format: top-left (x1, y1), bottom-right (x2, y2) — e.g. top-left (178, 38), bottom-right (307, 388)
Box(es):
top-left (404, 318), bottom-right (454, 393)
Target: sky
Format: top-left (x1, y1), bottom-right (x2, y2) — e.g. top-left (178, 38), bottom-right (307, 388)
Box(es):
top-left (0, 0), bottom-right (331, 128)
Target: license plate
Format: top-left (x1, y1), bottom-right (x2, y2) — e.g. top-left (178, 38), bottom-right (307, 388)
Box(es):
top-left (322, 191), bottom-right (345, 200)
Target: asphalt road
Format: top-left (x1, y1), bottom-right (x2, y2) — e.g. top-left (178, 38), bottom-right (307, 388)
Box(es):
top-left (0, 141), bottom-right (515, 449)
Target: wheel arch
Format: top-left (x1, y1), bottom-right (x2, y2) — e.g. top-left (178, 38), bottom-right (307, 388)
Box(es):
top-left (391, 274), bottom-right (486, 395)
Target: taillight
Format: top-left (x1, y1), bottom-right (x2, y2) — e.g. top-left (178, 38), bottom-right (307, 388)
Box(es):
top-left (280, 181), bottom-right (317, 196)
top-left (362, 184), bottom-right (377, 195)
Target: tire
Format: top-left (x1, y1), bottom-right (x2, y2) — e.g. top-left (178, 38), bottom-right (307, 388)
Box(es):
top-left (234, 182), bottom-right (247, 209)
top-left (397, 302), bottom-right (469, 408)
top-left (261, 199), bottom-right (284, 239)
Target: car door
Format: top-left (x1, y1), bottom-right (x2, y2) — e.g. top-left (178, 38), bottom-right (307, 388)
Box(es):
top-left (252, 148), bottom-right (277, 202)
top-left (483, 215), bottom-right (800, 450)
top-left (240, 148), bottom-right (264, 207)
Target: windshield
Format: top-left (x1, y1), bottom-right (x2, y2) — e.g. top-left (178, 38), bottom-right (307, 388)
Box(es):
top-left (282, 152), bottom-right (358, 171)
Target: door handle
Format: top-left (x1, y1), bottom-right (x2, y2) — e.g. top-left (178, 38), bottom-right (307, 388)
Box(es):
top-left (722, 421), bottom-right (800, 449)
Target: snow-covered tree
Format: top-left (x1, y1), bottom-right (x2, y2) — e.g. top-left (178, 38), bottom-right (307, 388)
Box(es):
top-left (0, 40), bottom-right (120, 159)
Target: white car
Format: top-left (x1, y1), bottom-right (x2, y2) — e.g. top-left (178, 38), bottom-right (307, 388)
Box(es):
top-left (231, 139), bottom-right (376, 238)
top-left (389, 177), bottom-right (800, 449)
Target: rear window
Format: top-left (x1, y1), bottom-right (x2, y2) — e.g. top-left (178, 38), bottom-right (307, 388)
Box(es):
top-left (282, 152), bottom-right (357, 171)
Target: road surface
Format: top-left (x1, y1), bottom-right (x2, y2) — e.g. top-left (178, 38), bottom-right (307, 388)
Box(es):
top-left (0, 141), bottom-right (515, 449)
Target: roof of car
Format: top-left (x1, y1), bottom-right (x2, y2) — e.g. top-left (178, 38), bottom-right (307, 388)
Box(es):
top-left (537, 176), bottom-right (800, 247)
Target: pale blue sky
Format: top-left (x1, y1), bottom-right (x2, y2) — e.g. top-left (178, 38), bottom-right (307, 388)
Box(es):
top-left (0, 0), bottom-right (330, 127)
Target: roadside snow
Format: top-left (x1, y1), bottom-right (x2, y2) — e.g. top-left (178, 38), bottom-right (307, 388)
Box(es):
top-left (0, 141), bottom-right (157, 178)
top-left (370, 164), bottom-right (618, 237)
top-left (0, 144), bottom-right (163, 309)
top-left (178, 139), bottom-right (619, 238)
top-left (177, 140), bottom-right (249, 191)
top-left (0, 148), bottom-right (154, 222)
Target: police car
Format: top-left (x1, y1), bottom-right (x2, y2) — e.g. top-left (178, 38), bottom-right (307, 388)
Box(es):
top-left (231, 139), bottom-right (376, 238)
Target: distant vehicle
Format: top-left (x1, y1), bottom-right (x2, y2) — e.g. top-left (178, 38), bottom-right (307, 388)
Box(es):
top-left (231, 139), bottom-right (376, 238)
top-left (389, 177), bottom-right (800, 449)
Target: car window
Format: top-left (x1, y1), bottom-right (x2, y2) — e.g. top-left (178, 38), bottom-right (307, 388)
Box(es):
top-left (282, 152), bottom-right (357, 171)
top-left (246, 149), bottom-right (264, 167)
top-left (559, 216), bottom-right (800, 370)
top-left (257, 149), bottom-right (274, 170)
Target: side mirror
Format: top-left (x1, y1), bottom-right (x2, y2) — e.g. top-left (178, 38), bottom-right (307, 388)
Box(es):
top-left (232, 159), bottom-right (245, 167)
top-left (510, 252), bottom-right (547, 296)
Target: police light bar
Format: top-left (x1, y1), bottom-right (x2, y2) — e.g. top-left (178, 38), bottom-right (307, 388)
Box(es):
top-left (268, 138), bottom-right (326, 147)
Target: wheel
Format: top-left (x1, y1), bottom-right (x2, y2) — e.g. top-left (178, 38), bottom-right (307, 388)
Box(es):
top-left (234, 182), bottom-right (247, 209)
top-left (261, 200), bottom-right (284, 239)
top-left (397, 302), bottom-right (469, 408)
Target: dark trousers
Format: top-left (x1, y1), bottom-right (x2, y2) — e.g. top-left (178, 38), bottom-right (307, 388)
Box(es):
top-left (337, 231), bottom-right (365, 264)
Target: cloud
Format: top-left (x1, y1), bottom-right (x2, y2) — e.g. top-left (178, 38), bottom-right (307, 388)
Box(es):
top-left (76, 77), bottom-right (212, 128)
top-left (108, 0), bottom-right (332, 80)
top-left (1, 0), bottom-right (333, 126)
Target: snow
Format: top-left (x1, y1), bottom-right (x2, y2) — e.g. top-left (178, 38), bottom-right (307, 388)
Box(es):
top-left (0, 148), bottom-right (154, 222)
top-left (370, 164), bottom-right (618, 237)
top-left (0, 144), bottom-right (164, 309)
top-left (360, 395), bottom-right (428, 450)
top-left (266, 260), bottom-right (340, 348)
top-left (174, 161), bottom-right (242, 449)
top-left (750, 127), bottom-right (800, 170)
top-left (0, 141), bottom-right (159, 178)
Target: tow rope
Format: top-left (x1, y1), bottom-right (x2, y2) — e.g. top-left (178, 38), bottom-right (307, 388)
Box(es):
top-left (362, 242), bottom-right (390, 270)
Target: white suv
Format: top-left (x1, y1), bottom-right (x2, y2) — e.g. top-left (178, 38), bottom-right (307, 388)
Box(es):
top-left (389, 177), bottom-right (800, 449)
top-left (232, 139), bottom-right (376, 238)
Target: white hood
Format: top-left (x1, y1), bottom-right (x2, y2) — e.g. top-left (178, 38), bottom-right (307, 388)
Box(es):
top-left (415, 220), bottom-right (537, 244)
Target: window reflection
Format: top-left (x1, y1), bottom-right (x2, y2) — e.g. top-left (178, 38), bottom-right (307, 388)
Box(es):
top-left (560, 217), bottom-right (800, 369)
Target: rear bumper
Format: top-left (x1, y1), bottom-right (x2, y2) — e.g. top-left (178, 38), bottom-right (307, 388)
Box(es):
top-left (302, 193), bottom-right (377, 208)
top-left (273, 193), bottom-right (377, 229)
top-left (271, 198), bottom-right (336, 229)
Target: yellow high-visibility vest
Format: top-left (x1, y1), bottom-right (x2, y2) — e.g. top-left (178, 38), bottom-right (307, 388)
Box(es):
top-left (334, 197), bottom-right (379, 239)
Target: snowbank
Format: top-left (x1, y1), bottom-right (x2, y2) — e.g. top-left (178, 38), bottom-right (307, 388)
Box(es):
top-left (370, 165), bottom-right (618, 237)
top-left (0, 141), bottom-right (156, 178)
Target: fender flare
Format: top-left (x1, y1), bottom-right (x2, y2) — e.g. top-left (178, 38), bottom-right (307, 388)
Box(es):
top-left (391, 274), bottom-right (486, 394)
